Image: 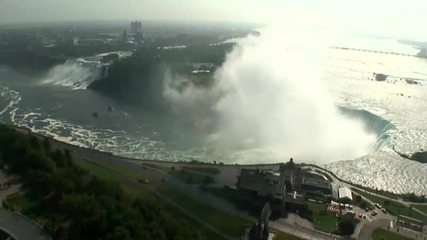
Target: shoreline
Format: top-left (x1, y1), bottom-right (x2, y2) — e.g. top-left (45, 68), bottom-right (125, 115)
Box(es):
top-left (9, 124), bottom-right (279, 167)
top-left (6, 124), bottom-right (427, 200)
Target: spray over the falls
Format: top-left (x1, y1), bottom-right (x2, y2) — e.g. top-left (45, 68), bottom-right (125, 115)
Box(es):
top-left (209, 28), bottom-right (378, 163)
top-left (163, 27), bottom-right (379, 163)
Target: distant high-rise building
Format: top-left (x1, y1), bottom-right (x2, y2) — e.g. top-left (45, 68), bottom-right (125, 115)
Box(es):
top-left (121, 30), bottom-right (128, 42)
top-left (130, 21), bottom-right (142, 34)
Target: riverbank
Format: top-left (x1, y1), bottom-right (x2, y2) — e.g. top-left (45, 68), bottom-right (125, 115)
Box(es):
top-left (8, 124), bottom-right (427, 203)
top-left (6, 124), bottom-right (427, 240)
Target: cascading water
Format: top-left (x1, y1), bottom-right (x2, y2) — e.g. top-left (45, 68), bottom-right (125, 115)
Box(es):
top-left (339, 107), bottom-right (395, 153)
top-left (40, 59), bottom-right (107, 90)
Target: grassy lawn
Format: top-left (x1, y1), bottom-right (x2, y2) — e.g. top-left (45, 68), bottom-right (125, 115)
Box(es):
top-left (207, 187), bottom-right (261, 215)
top-left (182, 166), bottom-right (220, 175)
top-left (412, 204), bottom-right (427, 215)
top-left (273, 231), bottom-right (304, 240)
top-left (6, 193), bottom-right (41, 214)
top-left (74, 157), bottom-right (121, 182)
top-left (306, 202), bottom-right (337, 233)
top-left (6, 194), bottom-right (54, 227)
top-left (158, 185), bottom-right (250, 238)
top-left (79, 158), bottom-right (146, 180)
top-left (356, 191), bottom-right (427, 222)
top-left (161, 202), bottom-right (227, 240)
top-left (372, 228), bottom-right (413, 240)
top-left (74, 160), bottom-right (159, 208)
top-left (169, 169), bottom-right (215, 185)
top-left (73, 157), bottom-right (239, 240)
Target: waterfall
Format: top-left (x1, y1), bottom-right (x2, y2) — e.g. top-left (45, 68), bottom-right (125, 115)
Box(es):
top-left (40, 59), bottom-right (106, 90)
top-left (339, 107), bottom-right (395, 152)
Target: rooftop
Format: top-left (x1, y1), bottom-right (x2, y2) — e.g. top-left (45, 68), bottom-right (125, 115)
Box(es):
top-left (237, 169), bottom-right (286, 198)
top-left (338, 187), bottom-right (353, 200)
top-left (301, 176), bottom-right (331, 190)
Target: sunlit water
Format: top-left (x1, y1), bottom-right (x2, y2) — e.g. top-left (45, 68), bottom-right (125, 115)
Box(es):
top-left (1, 40), bottom-right (427, 195)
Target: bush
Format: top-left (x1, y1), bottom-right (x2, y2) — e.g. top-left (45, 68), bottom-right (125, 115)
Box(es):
top-left (338, 214), bottom-right (356, 235)
top-left (354, 195), bottom-right (362, 203)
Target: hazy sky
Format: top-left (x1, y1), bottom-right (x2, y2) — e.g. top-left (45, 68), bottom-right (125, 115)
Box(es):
top-left (1, 0), bottom-right (426, 40)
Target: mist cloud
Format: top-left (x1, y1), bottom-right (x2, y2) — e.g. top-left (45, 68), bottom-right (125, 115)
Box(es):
top-left (163, 26), bottom-right (378, 163)
top-left (212, 27), bottom-right (377, 163)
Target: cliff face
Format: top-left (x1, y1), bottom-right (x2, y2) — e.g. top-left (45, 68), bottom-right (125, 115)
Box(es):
top-left (88, 44), bottom-right (231, 112)
top-left (88, 51), bottom-right (168, 111)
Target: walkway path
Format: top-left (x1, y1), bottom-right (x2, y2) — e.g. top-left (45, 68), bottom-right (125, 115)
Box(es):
top-left (0, 208), bottom-right (51, 240)
top-left (358, 219), bottom-right (390, 240)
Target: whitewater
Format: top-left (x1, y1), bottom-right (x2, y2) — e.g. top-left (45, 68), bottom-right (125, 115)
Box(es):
top-left (0, 38), bottom-right (427, 195)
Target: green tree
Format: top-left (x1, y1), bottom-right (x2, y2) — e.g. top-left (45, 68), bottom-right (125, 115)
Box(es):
top-left (384, 200), bottom-right (390, 206)
top-left (51, 149), bottom-right (66, 167)
top-left (201, 175), bottom-right (215, 189)
top-left (27, 134), bottom-right (41, 150)
top-left (63, 149), bottom-right (73, 166)
top-left (338, 214), bottom-right (356, 235)
top-left (0, 124), bottom-right (208, 240)
top-left (42, 137), bottom-right (51, 152)
top-left (107, 226), bottom-right (132, 240)
top-left (354, 194), bottom-right (362, 203)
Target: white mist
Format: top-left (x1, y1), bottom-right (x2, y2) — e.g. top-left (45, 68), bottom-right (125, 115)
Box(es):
top-left (213, 27), bottom-right (377, 163)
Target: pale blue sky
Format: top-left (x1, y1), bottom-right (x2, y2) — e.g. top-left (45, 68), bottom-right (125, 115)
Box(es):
top-left (1, 0), bottom-right (426, 40)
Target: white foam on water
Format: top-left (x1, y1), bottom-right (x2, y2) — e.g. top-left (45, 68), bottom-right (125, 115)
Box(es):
top-left (0, 85), bottom-right (21, 117)
top-left (1, 40), bottom-right (427, 195)
top-left (40, 61), bottom-right (104, 90)
top-left (323, 49), bottom-right (427, 195)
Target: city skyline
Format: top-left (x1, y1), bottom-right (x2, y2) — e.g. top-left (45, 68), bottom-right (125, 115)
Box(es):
top-left (1, 0), bottom-right (426, 41)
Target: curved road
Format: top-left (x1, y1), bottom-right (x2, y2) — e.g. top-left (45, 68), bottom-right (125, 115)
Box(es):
top-left (310, 166), bottom-right (427, 218)
top-left (0, 208), bottom-right (51, 240)
top-left (358, 219), bottom-right (390, 240)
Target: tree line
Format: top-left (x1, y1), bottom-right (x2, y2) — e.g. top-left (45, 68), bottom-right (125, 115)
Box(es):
top-left (0, 125), bottom-right (206, 240)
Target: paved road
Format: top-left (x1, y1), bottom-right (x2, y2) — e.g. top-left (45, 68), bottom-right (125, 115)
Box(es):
top-left (358, 219), bottom-right (390, 240)
top-left (270, 220), bottom-right (340, 240)
top-left (14, 127), bottom-right (423, 240)
top-left (0, 208), bottom-right (51, 240)
top-left (312, 166), bottom-right (427, 207)
top-left (311, 166), bottom-right (427, 220)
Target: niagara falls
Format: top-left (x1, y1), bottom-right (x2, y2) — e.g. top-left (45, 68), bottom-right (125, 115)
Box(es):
top-left (1, 22), bottom-right (427, 197)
